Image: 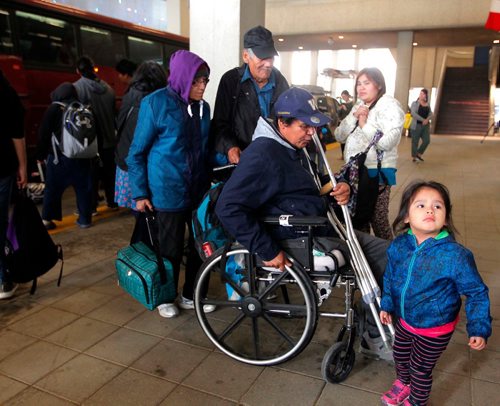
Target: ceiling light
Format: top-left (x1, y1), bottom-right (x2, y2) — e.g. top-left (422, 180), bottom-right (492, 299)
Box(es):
top-left (338, 35), bottom-right (344, 39)
top-left (413, 42), bottom-right (418, 46)
top-left (298, 46), bottom-right (304, 50)
top-left (278, 38), bottom-right (284, 42)
top-left (494, 39), bottom-right (500, 44)
top-left (352, 44), bottom-right (357, 48)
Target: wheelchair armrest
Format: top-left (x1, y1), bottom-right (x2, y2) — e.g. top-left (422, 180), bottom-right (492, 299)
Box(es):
top-left (260, 215), bottom-right (329, 227)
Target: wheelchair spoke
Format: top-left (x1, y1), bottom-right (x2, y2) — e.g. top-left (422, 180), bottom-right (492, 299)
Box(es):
top-left (219, 272), bottom-right (248, 298)
top-left (251, 318), bottom-right (261, 359)
top-left (257, 269), bottom-right (289, 300)
top-left (261, 312), bottom-right (295, 347)
top-left (246, 253), bottom-right (258, 296)
top-left (218, 312), bottom-right (246, 342)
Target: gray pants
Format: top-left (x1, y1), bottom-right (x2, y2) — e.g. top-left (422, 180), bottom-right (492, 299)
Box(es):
top-left (411, 123), bottom-right (431, 157)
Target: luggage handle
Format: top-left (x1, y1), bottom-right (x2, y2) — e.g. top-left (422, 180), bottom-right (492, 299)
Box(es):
top-left (145, 208), bottom-right (168, 285)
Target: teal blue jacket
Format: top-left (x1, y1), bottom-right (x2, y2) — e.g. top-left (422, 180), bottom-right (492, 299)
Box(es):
top-left (127, 86), bottom-right (211, 211)
top-left (381, 231), bottom-right (491, 339)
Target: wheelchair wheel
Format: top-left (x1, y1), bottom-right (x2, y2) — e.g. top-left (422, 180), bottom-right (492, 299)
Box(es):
top-left (321, 341), bottom-right (355, 383)
top-left (193, 245), bottom-right (318, 366)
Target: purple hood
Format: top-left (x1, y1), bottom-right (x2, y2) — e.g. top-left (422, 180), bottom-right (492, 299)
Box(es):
top-left (168, 50), bottom-right (209, 104)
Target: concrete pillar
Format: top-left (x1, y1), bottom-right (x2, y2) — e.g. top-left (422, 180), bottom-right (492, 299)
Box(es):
top-left (394, 31), bottom-right (414, 109)
top-left (423, 48), bottom-right (437, 93)
top-left (310, 50), bottom-right (318, 86)
top-left (279, 51), bottom-right (293, 84)
top-left (190, 0), bottom-right (265, 108)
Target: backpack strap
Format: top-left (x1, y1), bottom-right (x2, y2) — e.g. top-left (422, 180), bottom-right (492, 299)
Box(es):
top-left (51, 101), bottom-right (67, 165)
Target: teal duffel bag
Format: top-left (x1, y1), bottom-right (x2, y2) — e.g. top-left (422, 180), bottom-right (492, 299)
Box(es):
top-left (115, 214), bottom-right (176, 310)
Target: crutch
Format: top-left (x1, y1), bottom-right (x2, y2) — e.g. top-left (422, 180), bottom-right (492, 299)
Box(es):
top-left (310, 133), bottom-right (394, 348)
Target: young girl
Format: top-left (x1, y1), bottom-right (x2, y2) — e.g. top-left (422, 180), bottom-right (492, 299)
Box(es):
top-left (379, 180), bottom-right (491, 406)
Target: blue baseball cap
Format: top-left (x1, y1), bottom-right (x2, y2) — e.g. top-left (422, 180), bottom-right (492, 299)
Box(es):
top-left (274, 87), bottom-right (331, 126)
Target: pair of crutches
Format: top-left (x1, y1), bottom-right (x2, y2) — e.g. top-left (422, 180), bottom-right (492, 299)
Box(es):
top-left (309, 133), bottom-right (394, 349)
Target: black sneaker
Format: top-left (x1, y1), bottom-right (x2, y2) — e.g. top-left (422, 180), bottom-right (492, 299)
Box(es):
top-left (0, 282), bottom-right (18, 299)
top-left (416, 155), bottom-right (424, 162)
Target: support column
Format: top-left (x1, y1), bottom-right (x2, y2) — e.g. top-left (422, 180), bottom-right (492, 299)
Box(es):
top-left (310, 50), bottom-right (318, 86)
top-left (394, 31), bottom-right (414, 109)
top-left (279, 51), bottom-right (293, 84)
top-left (190, 0), bottom-right (265, 108)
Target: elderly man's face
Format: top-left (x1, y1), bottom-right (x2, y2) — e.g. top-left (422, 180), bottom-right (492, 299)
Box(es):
top-left (243, 49), bottom-right (274, 85)
top-left (279, 119), bottom-right (316, 149)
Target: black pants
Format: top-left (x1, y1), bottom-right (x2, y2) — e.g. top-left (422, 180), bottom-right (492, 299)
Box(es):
top-left (91, 147), bottom-right (116, 209)
top-left (156, 210), bottom-right (202, 301)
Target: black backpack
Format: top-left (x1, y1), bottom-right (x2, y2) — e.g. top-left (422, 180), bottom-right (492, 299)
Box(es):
top-left (5, 191), bottom-right (63, 294)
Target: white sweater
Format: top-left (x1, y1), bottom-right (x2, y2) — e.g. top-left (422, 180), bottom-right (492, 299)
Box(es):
top-left (334, 94), bottom-right (404, 169)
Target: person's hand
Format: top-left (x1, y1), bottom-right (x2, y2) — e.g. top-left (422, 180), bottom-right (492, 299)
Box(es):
top-left (423, 118), bottom-right (430, 125)
top-left (469, 336), bottom-right (486, 350)
top-left (339, 104), bottom-right (346, 111)
top-left (380, 311), bottom-right (392, 325)
top-left (16, 165), bottom-right (27, 189)
top-left (353, 105), bottom-right (369, 119)
top-left (358, 112), bottom-right (368, 128)
top-left (136, 198), bottom-right (153, 212)
top-left (330, 182), bottom-right (350, 205)
top-left (227, 147), bottom-right (241, 164)
top-left (262, 251), bottom-right (291, 272)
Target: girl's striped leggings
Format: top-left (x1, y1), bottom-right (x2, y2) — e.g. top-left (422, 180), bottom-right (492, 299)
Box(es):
top-left (393, 318), bottom-right (453, 405)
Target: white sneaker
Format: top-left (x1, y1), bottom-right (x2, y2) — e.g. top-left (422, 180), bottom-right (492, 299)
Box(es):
top-left (0, 282), bottom-right (18, 300)
top-left (178, 295), bottom-right (216, 313)
top-left (157, 303), bottom-right (179, 318)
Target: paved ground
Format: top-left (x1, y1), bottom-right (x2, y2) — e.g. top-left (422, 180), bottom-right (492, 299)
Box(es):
top-left (0, 135), bottom-right (498, 405)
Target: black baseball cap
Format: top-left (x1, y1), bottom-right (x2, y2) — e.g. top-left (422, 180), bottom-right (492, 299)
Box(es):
top-left (274, 87), bottom-right (331, 127)
top-left (243, 25), bottom-right (278, 59)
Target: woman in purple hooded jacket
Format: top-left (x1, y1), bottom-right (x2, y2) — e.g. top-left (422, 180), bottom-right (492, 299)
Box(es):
top-left (127, 50), bottom-right (216, 318)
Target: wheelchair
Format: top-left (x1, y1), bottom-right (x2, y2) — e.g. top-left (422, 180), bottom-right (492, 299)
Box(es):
top-left (192, 215), bottom-right (363, 383)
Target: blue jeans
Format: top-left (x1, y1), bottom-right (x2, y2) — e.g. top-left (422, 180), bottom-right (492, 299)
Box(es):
top-left (0, 174), bottom-right (14, 283)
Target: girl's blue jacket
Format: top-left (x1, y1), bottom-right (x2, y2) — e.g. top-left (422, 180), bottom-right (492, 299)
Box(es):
top-left (381, 231), bottom-right (491, 339)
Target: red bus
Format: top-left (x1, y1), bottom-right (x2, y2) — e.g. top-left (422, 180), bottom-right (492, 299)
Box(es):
top-left (0, 0), bottom-right (188, 160)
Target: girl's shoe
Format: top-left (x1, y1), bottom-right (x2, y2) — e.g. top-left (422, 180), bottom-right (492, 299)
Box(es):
top-left (381, 379), bottom-right (411, 405)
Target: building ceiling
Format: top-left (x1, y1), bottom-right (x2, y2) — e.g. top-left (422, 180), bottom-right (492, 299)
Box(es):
top-left (273, 27), bottom-right (500, 52)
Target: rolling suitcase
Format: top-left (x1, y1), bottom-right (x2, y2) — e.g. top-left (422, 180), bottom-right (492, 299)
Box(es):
top-left (115, 212), bottom-right (176, 310)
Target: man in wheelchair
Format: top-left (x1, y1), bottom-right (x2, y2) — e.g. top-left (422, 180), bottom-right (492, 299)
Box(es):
top-left (215, 87), bottom-right (391, 360)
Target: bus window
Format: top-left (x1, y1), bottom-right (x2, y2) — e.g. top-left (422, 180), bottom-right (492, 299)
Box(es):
top-left (163, 44), bottom-right (184, 67)
top-left (0, 9), bottom-right (14, 54)
top-left (128, 36), bottom-right (162, 65)
top-left (81, 26), bottom-right (125, 67)
top-left (16, 11), bottom-right (76, 66)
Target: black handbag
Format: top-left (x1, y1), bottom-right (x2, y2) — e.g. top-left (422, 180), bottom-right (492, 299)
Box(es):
top-left (336, 130), bottom-right (387, 228)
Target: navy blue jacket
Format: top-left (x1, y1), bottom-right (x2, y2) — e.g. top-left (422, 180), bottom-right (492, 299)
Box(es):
top-left (381, 231), bottom-right (492, 339)
top-left (216, 118), bottom-right (332, 261)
